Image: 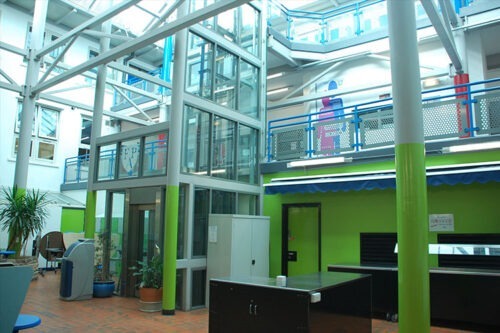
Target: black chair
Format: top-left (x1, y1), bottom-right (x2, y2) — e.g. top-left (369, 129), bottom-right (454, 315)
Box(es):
top-left (39, 231), bottom-right (66, 275)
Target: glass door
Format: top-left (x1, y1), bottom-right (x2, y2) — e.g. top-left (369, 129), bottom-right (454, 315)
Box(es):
top-left (125, 204), bottom-right (160, 297)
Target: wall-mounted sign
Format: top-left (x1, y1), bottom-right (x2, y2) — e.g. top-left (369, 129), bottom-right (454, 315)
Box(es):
top-left (429, 214), bottom-right (454, 232)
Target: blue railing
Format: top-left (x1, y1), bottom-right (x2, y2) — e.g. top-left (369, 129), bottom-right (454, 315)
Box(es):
top-left (64, 139), bottom-right (167, 184)
top-left (64, 154), bottom-right (90, 184)
top-left (113, 67), bottom-right (169, 106)
top-left (267, 78), bottom-right (500, 162)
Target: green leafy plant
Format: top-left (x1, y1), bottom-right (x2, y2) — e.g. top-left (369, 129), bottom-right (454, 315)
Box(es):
top-left (130, 255), bottom-right (163, 289)
top-left (0, 185), bottom-right (48, 256)
top-left (94, 231), bottom-right (116, 282)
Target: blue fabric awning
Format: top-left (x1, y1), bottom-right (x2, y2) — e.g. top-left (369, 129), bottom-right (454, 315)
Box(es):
top-left (264, 163), bottom-right (500, 195)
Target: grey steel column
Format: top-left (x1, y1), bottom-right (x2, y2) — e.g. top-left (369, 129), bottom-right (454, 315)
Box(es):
top-left (388, 1), bottom-right (430, 332)
top-left (14, 0), bottom-right (48, 188)
top-left (163, 1), bottom-right (188, 315)
top-left (84, 21), bottom-right (111, 239)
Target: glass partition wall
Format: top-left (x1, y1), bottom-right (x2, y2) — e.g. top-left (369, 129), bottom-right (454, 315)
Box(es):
top-left (90, 2), bottom-right (265, 311)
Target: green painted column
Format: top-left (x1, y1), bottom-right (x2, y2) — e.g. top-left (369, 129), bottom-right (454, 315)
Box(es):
top-left (163, 185), bottom-right (179, 313)
top-left (84, 191), bottom-right (97, 239)
top-left (387, 1), bottom-right (430, 332)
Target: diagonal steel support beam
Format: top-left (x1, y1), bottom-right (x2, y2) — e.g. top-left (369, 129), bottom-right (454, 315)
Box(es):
top-left (38, 35), bottom-right (78, 84)
top-left (439, 0), bottom-right (460, 28)
top-left (148, 0), bottom-right (184, 31)
top-left (0, 68), bottom-right (20, 86)
top-left (113, 87), bottom-right (154, 122)
top-left (420, 0), bottom-right (463, 73)
top-left (36, 0), bottom-right (141, 59)
top-left (33, 0), bottom-right (249, 95)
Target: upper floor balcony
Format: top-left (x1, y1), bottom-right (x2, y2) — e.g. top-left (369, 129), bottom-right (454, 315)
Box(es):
top-left (63, 77), bottom-right (500, 187)
top-left (264, 77), bottom-right (500, 167)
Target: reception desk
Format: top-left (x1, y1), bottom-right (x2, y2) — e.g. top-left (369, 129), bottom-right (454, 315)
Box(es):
top-left (329, 264), bottom-right (500, 331)
top-left (209, 272), bottom-right (372, 333)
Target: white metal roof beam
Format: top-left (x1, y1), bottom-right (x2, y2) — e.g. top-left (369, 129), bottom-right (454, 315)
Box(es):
top-left (0, 41), bottom-right (27, 57)
top-left (80, 30), bottom-right (132, 42)
top-left (36, 0), bottom-right (141, 59)
top-left (0, 81), bottom-right (22, 93)
top-left (38, 92), bottom-right (152, 126)
top-left (108, 62), bottom-right (172, 92)
top-left (147, 0), bottom-right (184, 31)
top-left (33, 0), bottom-right (249, 95)
top-left (420, 0), bottom-right (463, 74)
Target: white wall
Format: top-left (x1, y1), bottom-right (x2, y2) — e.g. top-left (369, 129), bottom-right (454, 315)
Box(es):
top-left (0, 3), bottom-right (116, 252)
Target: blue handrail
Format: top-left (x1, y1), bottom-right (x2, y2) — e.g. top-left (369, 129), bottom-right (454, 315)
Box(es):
top-left (267, 77), bottom-right (500, 161)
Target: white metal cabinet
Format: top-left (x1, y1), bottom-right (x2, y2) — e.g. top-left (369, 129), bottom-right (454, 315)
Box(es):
top-left (207, 214), bottom-right (270, 281)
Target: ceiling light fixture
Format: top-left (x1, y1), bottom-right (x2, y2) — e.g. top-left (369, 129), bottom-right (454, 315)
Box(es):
top-left (287, 157), bottom-right (353, 168)
top-left (267, 87), bottom-right (289, 96)
top-left (442, 141), bottom-right (500, 153)
top-left (267, 72), bottom-right (283, 80)
top-left (422, 77), bottom-right (440, 88)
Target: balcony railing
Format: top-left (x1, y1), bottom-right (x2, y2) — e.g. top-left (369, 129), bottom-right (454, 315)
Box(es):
top-left (64, 138), bottom-right (167, 185)
top-left (267, 0), bottom-right (474, 46)
top-left (267, 78), bottom-right (500, 162)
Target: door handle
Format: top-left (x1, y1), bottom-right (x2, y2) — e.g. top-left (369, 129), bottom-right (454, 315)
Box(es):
top-left (248, 303), bottom-right (258, 315)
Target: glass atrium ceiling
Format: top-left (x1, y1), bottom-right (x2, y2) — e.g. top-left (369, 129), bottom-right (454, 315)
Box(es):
top-left (66, 0), bottom-right (178, 38)
top-left (64, 0), bottom-right (358, 37)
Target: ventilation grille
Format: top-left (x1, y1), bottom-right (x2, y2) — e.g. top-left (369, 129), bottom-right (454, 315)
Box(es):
top-left (360, 233), bottom-right (397, 266)
top-left (438, 234), bottom-right (500, 270)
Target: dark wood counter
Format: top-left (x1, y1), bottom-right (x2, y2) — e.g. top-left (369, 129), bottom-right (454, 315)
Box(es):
top-left (209, 272), bottom-right (372, 333)
top-left (329, 264), bottom-right (500, 331)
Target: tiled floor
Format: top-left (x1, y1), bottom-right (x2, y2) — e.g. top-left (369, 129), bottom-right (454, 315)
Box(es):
top-left (20, 272), bottom-right (475, 333)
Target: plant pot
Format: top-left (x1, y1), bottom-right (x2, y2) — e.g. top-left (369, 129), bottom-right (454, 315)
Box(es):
top-left (138, 287), bottom-right (162, 312)
top-left (139, 287), bottom-right (162, 302)
top-left (93, 280), bottom-right (115, 298)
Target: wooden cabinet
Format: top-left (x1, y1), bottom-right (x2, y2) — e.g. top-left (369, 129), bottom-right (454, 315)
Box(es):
top-left (209, 272), bottom-right (372, 333)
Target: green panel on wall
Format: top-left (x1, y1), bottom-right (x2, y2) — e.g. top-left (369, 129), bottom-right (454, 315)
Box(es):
top-left (61, 208), bottom-right (85, 233)
top-left (263, 151), bottom-right (500, 276)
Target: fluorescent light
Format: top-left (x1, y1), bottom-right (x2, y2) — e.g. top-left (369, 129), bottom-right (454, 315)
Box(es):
top-left (267, 87), bottom-right (289, 96)
top-left (442, 141), bottom-right (500, 153)
top-left (287, 157), bottom-right (352, 168)
top-left (267, 72), bottom-right (283, 80)
top-left (422, 77), bottom-right (440, 88)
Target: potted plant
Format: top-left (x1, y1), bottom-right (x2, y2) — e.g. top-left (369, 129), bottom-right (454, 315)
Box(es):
top-left (0, 185), bottom-right (48, 256)
top-left (93, 231), bottom-right (116, 297)
top-left (130, 254), bottom-right (163, 311)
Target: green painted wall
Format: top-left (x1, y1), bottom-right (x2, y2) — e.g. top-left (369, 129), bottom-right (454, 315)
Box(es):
top-left (263, 151), bottom-right (500, 277)
top-left (60, 208), bottom-right (85, 233)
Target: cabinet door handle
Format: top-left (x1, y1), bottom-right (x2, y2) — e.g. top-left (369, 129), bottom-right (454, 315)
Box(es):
top-left (249, 304), bottom-right (253, 315)
top-left (254, 304), bottom-right (258, 315)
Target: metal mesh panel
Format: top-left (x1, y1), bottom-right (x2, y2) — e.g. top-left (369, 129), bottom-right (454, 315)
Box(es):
top-left (360, 108), bottom-right (395, 149)
top-left (271, 125), bottom-right (308, 161)
top-left (312, 118), bottom-right (353, 155)
top-left (475, 92), bottom-right (500, 135)
top-left (422, 98), bottom-right (467, 140)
